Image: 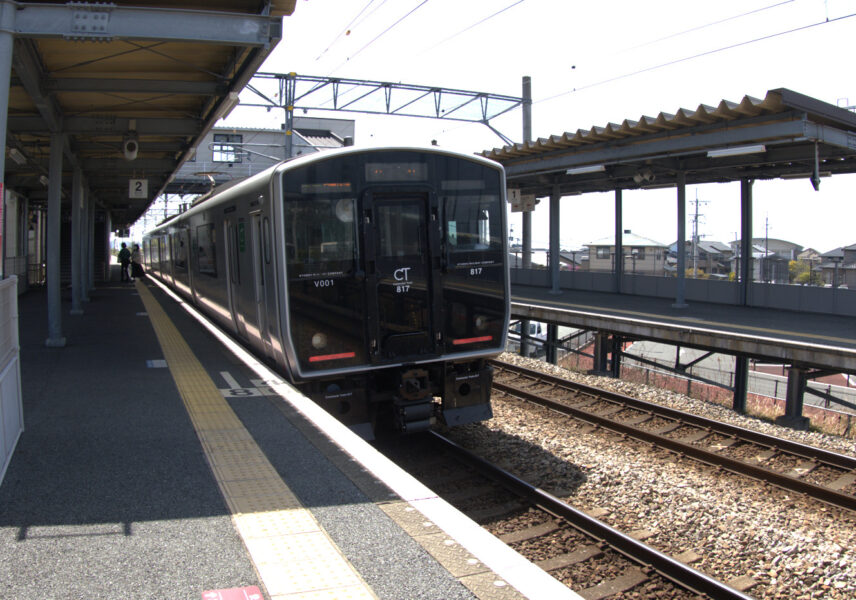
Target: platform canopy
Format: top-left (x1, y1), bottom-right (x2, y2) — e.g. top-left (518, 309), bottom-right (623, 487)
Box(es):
top-left (4, 0), bottom-right (295, 228)
top-left (483, 88), bottom-right (856, 197)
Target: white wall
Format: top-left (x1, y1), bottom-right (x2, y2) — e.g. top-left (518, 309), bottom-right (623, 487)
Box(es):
top-left (0, 276), bottom-right (23, 486)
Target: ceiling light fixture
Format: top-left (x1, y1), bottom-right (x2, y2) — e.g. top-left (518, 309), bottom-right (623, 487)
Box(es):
top-left (565, 164), bottom-right (605, 175)
top-left (706, 144), bottom-right (766, 158)
top-left (8, 147), bottom-right (26, 165)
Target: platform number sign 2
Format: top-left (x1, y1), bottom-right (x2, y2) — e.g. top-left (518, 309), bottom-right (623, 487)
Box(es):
top-left (129, 178), bottom-right (148, 199)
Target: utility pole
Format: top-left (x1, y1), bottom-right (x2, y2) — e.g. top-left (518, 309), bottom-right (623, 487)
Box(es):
top-left (690, 190), bottom-right (708, 277)
top-left (764, 215), bottom-right (770, 283)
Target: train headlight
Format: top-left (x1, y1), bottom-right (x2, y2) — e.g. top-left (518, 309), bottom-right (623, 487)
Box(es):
top-left (474, 315), bottom-right (488, 331)
top-left (312, 332), bottom-right (328, 350)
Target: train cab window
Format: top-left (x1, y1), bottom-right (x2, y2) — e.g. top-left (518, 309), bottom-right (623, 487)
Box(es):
top-left (444, 195), bottom-right (502, 253)
top-left (284, 195), bottom-right (356, 276)
top-left (376, 201), bottom-right (422, 257)
top-left (196, 223), bottom-right (217, 277)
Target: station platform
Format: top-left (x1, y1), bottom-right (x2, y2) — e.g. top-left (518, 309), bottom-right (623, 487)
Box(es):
top-left (510, 285), bottom-right (856, 373)
top-left (1, 279), bottom-right (577, 600)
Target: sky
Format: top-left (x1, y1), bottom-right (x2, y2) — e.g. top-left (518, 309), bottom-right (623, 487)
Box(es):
top-left (221, 0), bottom-right (856, 253)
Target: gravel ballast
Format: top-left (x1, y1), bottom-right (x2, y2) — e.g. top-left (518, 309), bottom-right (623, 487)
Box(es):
top-left (445, 353), bottom-right (856, 600)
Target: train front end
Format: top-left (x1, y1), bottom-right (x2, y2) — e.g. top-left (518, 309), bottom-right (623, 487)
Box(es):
top-left (279, 148), bottom-right (508, 437)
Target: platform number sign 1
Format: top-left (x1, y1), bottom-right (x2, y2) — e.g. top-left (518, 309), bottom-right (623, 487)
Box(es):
top-left (129, 178), bottom-right (148, 199)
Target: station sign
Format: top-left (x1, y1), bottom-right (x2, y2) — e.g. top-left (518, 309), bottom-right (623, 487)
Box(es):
top-left (129, 178), bottom-right (148, 199)
top-left (507, 188), bottom-right (537, 212)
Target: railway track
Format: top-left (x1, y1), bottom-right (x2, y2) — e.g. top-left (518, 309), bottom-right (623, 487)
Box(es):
top-left (490, 359), bottom-right (856, 514)
top-left (378, 432), bottom-right (752, 600)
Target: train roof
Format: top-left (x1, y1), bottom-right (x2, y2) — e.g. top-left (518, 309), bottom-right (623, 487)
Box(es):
top-left (146, 145), bottom-right (505, 232)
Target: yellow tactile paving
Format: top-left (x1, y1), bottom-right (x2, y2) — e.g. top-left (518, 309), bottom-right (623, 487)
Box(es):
top-left (255, 557), bottom-right (365, 596)
top-left (234, 510), bottom-right (320, 539)
top-left (135, 281), bottom-right (377, 600)
top-left (269, 586), bottom-right (377, 600)
top-left (243, 531), bottom-right (349, 564)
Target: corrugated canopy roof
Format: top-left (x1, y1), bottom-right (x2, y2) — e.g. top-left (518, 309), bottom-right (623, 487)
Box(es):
top-left (484, 89), bottom-right (856, 197)
top-left (4, 0), bottom-right (296, 227)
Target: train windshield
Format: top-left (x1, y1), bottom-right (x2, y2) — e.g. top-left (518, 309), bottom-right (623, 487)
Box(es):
top-left (284, 193), bottom-right (356, 277)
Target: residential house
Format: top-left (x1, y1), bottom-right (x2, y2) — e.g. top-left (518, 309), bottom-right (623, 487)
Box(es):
top-left (586, 232), bottom-right (669, 275)
top-left (819, 244), bottom-right (856, 288)
top-left (669, 240), bottom-right (733, 277)
top-left (559, 248), bottom-right (587, 270)
top-left (508, 246), bottom-right (549, 268)
top-left (730, 238), bottom-right (800, 284)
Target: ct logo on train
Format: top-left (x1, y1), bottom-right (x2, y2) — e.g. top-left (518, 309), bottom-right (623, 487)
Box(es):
top-left (394, 267), bottom-right (411, 293)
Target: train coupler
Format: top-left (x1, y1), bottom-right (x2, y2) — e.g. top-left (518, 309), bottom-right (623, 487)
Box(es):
top-left (394, 368), bottom-right (435, 433)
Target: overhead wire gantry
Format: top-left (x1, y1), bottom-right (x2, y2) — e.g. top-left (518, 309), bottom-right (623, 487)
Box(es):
top-left (243, 72), bottom-right (526, 156)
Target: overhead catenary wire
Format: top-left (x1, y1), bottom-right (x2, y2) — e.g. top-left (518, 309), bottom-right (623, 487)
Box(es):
top-left (618, 0), bottom-right (795, 53)
top-left (421, 0), bottom-right (528, 53)
top-left (421, 7), bottom-right (854, 146)
top-left (314, 0), bottom-right (381, 61)
top-left (535, 12), bottom-right (856, 107)
top-left (329, 0), bottom-right (431, 74)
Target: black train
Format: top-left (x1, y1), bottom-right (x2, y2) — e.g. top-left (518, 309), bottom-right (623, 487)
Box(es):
top-left (144, 146), bottom-right (509, 437)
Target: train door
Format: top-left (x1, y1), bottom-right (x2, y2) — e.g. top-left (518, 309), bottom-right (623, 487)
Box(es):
top-left (224, 218), bottom-right (246, 337)
top-left (249, 212), bottom-right (272, 357)
top-left (362, 192), bottom-right (436, 361)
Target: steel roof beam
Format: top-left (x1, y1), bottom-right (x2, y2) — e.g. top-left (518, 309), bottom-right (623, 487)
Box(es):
top-left (13, 2), bottom-right (281, 46)
top-left (9, 115), bottom-right (201, 136)
top-left (81, 157), bottom-right (176, 172)
top-left (45, 78), bottom-right (224, 96)
top-left (12, 39), bottom-right (62, 133)
top-left (73, 140), bottom-right (186, 153)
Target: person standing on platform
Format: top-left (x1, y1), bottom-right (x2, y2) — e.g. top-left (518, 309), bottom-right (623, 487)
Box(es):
top-left (118, 242), bottom-right (131, 283)
top-left (131, 244), bottom-right (144, 281)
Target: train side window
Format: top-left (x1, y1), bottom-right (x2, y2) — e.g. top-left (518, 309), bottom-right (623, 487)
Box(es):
top-left (173, 232), bottom-right (188, 272)
top-left (196, 223), bottom-right (217, 277)
top-left (163, 235), bottom-right (171, 265)
top-left (229, 225), bottom-right (240, 284)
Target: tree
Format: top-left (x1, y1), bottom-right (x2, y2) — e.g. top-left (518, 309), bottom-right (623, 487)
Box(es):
top-left (790, 259), bottom-right (821, 285)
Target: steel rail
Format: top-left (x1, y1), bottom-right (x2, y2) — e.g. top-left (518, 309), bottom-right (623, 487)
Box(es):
top-left (491, 360), bottom-right (856, 512)
top-left (429, 431), bottom-right (753, 600)
top-left (492, 360), bottom-right (856, 470)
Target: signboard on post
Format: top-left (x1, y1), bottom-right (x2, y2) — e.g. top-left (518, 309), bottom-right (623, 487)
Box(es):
top-left (508, 188), bottom-right (537, 212)
top-left (129, 179), bottom-right (148, 199)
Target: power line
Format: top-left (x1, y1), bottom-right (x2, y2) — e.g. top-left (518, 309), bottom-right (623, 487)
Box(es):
top-left (314, 0), bottom-right (381, 61)
top-left (422, 0), bottom-right (527, 53)
top-left (619, 0), bottom-right (795, 54)
top-left (536, 12), bottom-right (856, 106)
top-left (330, 0), bottom-right (431, 74)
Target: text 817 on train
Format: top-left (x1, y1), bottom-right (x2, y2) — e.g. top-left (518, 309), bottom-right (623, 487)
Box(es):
top-left (143, 146), bottom-right (510, 438)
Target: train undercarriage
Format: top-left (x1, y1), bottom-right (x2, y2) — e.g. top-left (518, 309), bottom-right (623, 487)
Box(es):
top-left (299, 359), bottom-right (494, 439)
